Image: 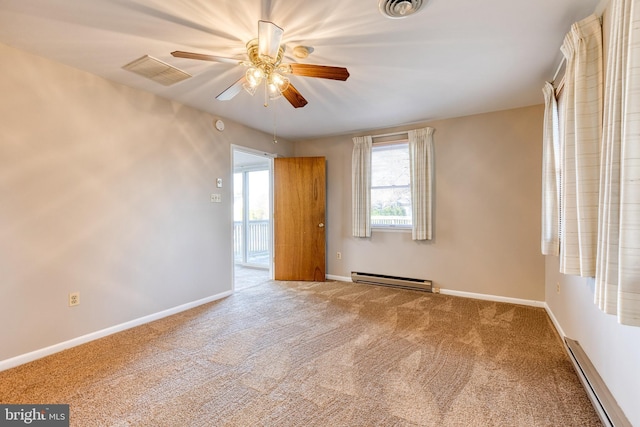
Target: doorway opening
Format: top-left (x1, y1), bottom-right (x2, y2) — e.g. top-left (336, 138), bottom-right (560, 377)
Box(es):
top-left (232, 147), bottom-right (273, 290)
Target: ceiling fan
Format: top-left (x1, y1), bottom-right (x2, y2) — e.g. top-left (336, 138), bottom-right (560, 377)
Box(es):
top-left (171, 21), bottom-right (350, 108)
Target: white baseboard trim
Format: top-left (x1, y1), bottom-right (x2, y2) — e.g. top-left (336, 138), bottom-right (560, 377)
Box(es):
top-left (326, 274), bottom-right (352, 282)
top-left (0, 290), bottom-right (232, 373)
top-left (325, 274), bottom-right (545, 308)
top-left (543, 303), bottom-right (567, 338)
top-left (439, 289), bottom-right (545, 308)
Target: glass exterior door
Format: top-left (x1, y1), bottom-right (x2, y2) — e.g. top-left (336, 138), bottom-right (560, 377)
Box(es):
top-left (234, 169), bottom-right (270, 267)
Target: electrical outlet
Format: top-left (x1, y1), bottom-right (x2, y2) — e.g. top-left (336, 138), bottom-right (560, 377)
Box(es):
top-left (336, 252), bottom-right (342, 260)
top-left (210, 194), bottom-right (222, 203)
top-left (556, 282), bottom-right (560, 294)
top-left (69, 292), bottom-right (80, 307)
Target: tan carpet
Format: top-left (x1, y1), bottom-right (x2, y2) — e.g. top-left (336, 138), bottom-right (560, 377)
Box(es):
top-left (0, 280), bottom-right (601, 426)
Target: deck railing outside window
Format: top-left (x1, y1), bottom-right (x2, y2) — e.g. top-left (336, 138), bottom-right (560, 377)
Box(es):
top-left (234, 220), bottom-right (270, 265)
top-left (371, 216), bottom-right (411, 227)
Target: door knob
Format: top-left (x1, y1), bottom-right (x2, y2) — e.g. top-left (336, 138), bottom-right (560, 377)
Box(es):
top-left (319, 223), bottom-right (325, 228)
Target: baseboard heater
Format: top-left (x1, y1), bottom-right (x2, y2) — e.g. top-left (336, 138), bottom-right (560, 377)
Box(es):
top-left (351, 271), bottom-right (432, 292)
top-left (564, 338), bottom-right (631, 427)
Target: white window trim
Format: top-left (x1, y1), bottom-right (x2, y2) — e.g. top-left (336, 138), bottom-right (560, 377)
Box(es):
top-left (371, 138), bottom-right (412, 231)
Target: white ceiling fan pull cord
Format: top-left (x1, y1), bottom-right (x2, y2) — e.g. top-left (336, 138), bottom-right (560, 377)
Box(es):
top-left (264, 81), bottom-right (269, 108)
top-left (273, 104), bottom-right (278, 144)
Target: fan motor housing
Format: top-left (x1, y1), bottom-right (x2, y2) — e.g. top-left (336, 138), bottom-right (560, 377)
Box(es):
top-left (246, 39), bottom-right (285, 66)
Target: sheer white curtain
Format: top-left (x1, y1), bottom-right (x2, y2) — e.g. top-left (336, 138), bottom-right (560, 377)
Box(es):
top-left (542, 82), bottom-right (561, 255)
top-left (559, 14), bottom-right (603, 277)
top-left (596, 0), bottom-right (630, 316)
top-left (408, 127), bottom-right (434, 241)
top-left (618, 0), bottom-right (640, 325)
top-left (352, 136), bottom-right (372, 237)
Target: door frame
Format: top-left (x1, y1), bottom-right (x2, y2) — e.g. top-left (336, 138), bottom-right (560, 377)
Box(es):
top-left (231, 145), bottom-right (276, 290)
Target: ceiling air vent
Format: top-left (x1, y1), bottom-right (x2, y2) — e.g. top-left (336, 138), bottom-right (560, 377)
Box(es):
top-left (122, 55), bottom-right (191, 86)
top-left (379, 0), bottom-right (425, 19)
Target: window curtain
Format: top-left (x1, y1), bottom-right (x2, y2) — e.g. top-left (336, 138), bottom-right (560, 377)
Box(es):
top-left (541, 82), bottom-right (561, 255)
top-left (596, 0), bottom-right (630, 317)
top-left (548, 5), bottom-right (640, 326)
top-left (352, 136), bottom-right (372, 237)
top-left (617, 0), bottom-right (640, 325)
top-left (408, 127), bottom-right (434, 241)
top-left (559, 14), bottom-right (603, 277)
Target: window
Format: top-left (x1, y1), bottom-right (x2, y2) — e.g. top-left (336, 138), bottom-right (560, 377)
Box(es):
top-left (371, 142), bottom-right (412, 228)
top-left (352, 127), bottom-right (433, 239)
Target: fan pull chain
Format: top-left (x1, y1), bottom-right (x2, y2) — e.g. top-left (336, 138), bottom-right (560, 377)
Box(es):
top-left (273, 106), bottom-right (278, 144)
top-left (264, 82), bottom-right (269, 108)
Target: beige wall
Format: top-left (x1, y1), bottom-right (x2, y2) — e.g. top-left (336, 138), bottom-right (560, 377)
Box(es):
top-left (295, 105), bottom-right (545, 301)
top-left (0, 42), bottom-right (294, 362)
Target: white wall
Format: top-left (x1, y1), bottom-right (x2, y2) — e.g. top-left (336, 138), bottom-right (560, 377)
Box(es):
top-left (295, 105), bottom-right (546, 302)
top-left (546, 258), bottom-right (640, 426)
top-left (0, 42), bottom-right (294, 364)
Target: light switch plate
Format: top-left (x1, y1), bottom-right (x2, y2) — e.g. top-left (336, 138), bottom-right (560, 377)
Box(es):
top-left (211, 194), bottom-right (222, 203)
top-left (217, 178), bottom-right (223, 188)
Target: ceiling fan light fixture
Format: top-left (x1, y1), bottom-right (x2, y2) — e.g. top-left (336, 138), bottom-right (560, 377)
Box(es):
top-left (267, 71), bottom-right (290, 99)
top-left (267, 83), bottom-right (283, 100)
top-left (245, 66), bottom-right (264, 87)
top-left (269, 72), bottom-right (289, 90)
top-left (243, 81), bottom-right (258, 96)
top-left (173, 19), bottom-right (348, 108)
top-left (379, 0), bottom-right (425, 18)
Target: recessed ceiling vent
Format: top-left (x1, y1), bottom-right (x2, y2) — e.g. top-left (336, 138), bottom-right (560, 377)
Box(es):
top-left (122, 55), bottom-right (191, 86)
top-left (379, 0), bottom-right (425, 18)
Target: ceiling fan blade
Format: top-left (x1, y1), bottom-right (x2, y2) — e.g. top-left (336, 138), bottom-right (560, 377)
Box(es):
top-left (171, 51), bottom-right (242, 65)
top-left (216, 76), bottom-right (247, 101)
top-left (258, 20), bottom-right (284, 61)
top-left (261, 0), bottom-right (273, 21)
top-left (288, 63), bottom-right (350, 81)
top-left (282, 84), bottom-right (308, 108)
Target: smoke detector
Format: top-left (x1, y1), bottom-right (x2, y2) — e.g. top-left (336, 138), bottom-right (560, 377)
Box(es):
top-left (379, 0), bottom-right (425, 18)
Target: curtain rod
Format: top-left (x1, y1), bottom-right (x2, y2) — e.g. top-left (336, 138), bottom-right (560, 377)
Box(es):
top-left (552, 57), bottom-right (566, 84)
top-left (371, 130), bottom-right (409, 139)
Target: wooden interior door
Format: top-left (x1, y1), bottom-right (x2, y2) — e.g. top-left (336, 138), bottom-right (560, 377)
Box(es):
top-left (274, 157), bottom-right (326, 281)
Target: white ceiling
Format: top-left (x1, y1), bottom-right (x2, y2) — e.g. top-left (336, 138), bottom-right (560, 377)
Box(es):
top-left (0, 0), bottom-right (601, 140)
